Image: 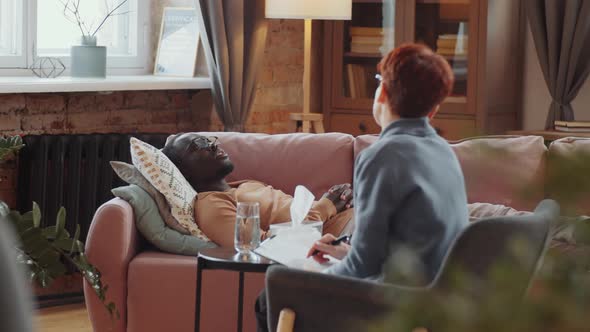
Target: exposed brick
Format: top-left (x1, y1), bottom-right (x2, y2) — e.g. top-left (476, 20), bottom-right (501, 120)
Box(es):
top-left (0, 94), bottom-right (26, 114)
top-left (26, 94), bottom-right (66, 114)
top-left (66, 111), bottom-right (110, 132)
top-left (255, 86), bottom-right (302, 106)
top-left (21, 113), bottom-right (65, 133)
top-left (67, 94), bottom-right (97, 113)
top-left (273, 66), bottom-right (303, 83)
top-left (147, 92), bottom-right (171, 111)
top-left (0, 112), bottom-right (20, 132)
top-left (95, 92), bottom-right (124, 111)
top-left (110, 109), bottom-right (151, 126)
top-left (169, 92), bottom-right (190, 109)
top-left (265, 50), bottom-right (303, 67)
top-left (124, 91), bottom-right (150, 108)
top-left (259, 67), bottom-right (274, 85)
top-left (191, 90), bottom-right (213, 112)
top-left (151, 110), bottom-right (178, 124)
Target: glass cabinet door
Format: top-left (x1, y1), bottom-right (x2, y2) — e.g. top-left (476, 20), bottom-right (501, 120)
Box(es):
top-left (331, 0), bottom-right (397, 110)
top-left (413, 0), bottom-right (475, 114)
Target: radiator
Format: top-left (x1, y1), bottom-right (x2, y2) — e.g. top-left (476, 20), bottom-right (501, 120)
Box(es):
top-left (17, 134), bottom-right (171, 241)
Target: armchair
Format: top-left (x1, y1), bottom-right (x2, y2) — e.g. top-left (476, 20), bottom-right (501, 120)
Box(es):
top-left (265, 200), bottom-right (559, 332)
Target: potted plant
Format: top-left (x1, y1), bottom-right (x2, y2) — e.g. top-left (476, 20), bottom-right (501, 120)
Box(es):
top-left (60, 0), bottom-right (129, 78)
top-left (0, 135), bottom-right (117, 318)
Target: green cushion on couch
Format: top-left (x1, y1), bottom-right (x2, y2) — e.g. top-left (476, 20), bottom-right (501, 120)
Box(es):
top-left (112, 185), bottom-right (216, 255)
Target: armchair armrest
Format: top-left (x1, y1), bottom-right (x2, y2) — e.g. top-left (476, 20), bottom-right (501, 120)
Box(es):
top-left (266, 265), bottom-right (426, 332)
top-left (83, 198), bottom-right (142, 332)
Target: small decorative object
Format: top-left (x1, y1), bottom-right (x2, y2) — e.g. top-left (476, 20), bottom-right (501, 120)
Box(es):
top-left (29, 57), bottom-right (66, 78)
top-left (61, 0), bottom-right (129, 78)
top-left (154, 8), bottom-right (200, 77)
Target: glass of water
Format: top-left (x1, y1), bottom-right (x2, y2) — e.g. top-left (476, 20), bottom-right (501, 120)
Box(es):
top-left (234, 202), bottom-right (261, 254)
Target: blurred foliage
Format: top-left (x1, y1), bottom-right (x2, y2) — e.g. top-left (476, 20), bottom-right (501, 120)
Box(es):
top-left (0, 135), bottom-right (118, 319)
top-left (0, 135), bottom-right (24, 162)
top-left (0, 201), bottom-right (119, 320)
top-left (364, 142), bottom-right (590, 332)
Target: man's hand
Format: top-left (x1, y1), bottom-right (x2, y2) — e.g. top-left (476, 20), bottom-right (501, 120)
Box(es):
top-left (322, 184), bottom-right (353, 213)
top-left (306, 234), bottom-right (351, 264)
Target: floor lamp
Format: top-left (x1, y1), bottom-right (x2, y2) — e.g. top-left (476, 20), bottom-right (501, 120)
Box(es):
top-left (265, 0), bottom-right (352, 133)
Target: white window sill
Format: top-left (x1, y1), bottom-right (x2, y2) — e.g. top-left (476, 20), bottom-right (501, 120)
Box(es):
top-left (0, 75), bottom-right (211, 94)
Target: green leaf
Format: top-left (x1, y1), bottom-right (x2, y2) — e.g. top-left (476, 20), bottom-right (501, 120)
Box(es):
top-left (32, 202), bottom-right (41, 228)
top-left (42, 226), bottom-right (70, 240)
top-left (55, 207), bottom-right (66, 239)
top-left (71, 225), bottom-right (81, 254)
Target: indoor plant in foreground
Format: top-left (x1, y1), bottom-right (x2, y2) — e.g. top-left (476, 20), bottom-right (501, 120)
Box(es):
top-left (0, 135), bottom-right (118, 319)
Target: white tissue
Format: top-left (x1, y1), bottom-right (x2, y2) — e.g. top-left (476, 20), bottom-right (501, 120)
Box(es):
top-left (290, 185), bottom-right (315, 227)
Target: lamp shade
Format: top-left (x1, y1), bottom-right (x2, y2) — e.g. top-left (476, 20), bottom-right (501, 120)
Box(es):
top-left (265, 0), bottom-right (352, 20)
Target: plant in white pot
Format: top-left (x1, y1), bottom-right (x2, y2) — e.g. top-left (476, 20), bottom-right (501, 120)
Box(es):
top-left (61, 0), bottom-right (129, 78)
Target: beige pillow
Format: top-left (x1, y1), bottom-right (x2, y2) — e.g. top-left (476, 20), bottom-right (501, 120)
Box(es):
top-left (110, 161), bottom-right (190, 235)
top-left (129, 137), bottom-right (210, 241)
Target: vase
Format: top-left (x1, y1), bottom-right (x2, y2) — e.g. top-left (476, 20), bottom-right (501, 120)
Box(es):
top-left (70, 36), bottom-right (107, 78)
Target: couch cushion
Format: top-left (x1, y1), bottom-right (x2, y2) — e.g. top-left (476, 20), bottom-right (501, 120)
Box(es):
top-left (452, 135), bottom-right (546, 210)
top-left (355, 135), bottom-right (547, 210)
top-left (127, 251), bottom-right (265, 332)
top-left (195, 132), bottom-right (355, 198)
top-left (548, 137), bottom-right (590, 215)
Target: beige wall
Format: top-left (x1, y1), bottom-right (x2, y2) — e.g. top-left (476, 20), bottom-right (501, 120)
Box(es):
top-left (522, 25), bottom-right (590, 129)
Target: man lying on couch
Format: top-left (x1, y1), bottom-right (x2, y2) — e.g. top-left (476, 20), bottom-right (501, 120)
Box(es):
top-left (161, 133), bottom-right (355, 247)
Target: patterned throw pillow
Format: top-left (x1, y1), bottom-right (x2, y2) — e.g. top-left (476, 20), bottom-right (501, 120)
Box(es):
top-left (129, 137), bottom-right (210, 241)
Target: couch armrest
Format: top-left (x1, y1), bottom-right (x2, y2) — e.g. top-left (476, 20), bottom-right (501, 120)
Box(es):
top-left (83, 198), bottom-right (142, 332)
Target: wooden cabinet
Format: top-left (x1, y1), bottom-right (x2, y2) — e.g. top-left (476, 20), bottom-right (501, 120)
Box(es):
top-left (322, 0), bottom-right (524, 139)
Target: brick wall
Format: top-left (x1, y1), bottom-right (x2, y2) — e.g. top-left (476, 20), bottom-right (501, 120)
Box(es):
top-left (247, 19), bottom-right (304, 133)
top-left (0, 89), bottom-right (220, 136)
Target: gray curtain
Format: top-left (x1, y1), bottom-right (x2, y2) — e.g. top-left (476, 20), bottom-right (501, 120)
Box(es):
top-left (526, 0), bottom-right (590, 129)
top-left (195, 0), bottom-right (268, 132)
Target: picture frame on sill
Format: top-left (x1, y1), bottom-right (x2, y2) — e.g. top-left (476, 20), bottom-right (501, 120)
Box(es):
top-left (154, 7), bottom-right (200, 77)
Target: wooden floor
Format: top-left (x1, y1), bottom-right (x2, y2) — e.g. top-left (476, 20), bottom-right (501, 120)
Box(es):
top-left (35, 303), bottom-right (92, 332)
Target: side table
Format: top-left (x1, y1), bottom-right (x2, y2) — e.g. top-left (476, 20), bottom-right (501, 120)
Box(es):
top-left (195, 248), bottom-right (274, 332)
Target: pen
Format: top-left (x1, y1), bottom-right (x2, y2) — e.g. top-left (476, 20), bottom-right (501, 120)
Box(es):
top-left (311, 234), bottom-right (351, 256)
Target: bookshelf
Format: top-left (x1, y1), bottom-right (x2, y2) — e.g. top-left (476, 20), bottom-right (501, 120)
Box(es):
top-left (322, 0), bottom-right (525, 139)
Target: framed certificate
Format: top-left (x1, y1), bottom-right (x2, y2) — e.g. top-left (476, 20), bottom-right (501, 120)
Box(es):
top-left (154, 8), bottom-right (200, 77)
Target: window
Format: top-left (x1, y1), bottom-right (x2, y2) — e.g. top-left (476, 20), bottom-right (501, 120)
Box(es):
top-left (0, 0), bottom-right (149, 72)
top-left (0, 0), bottom-right (26, 67)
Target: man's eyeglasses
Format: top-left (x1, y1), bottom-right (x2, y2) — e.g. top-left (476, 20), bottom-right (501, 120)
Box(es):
top-left (192, 136), bottom-right (219, 151)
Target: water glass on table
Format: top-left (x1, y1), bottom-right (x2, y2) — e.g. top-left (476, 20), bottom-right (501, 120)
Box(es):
top-left (234, 202), bottom-right (261, 254)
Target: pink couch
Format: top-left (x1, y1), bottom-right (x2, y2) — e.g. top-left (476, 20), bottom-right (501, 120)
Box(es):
top-left (85, 132), bottom-right (579, 332)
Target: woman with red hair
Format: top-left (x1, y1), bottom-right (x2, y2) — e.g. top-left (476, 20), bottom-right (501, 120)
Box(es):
top-left (308, 43), bottom-right (468, 283)
top-left (256, 44), bottom-right (469, 331)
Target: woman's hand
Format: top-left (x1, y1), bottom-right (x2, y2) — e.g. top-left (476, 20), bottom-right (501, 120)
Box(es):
top-left (306, 234), bottom-right (351, 264)
top-left (322, 184), bottom-right (354, 213)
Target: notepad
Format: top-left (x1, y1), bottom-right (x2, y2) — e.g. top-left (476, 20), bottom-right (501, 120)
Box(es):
top-left (253, 226), bottom-right (340, 270)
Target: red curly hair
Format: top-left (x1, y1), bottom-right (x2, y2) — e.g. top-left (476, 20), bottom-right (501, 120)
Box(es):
top-left (378, 43), bottom-right (454, 118)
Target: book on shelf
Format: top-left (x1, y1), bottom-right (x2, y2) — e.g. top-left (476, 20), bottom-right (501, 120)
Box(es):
top-left (554, 126), bottom-right (590, 133)
top-left (346, 64), bottom-right (357, 98)
top-left (436, 48), bottom-right (468, 56)
top-left (350, 43), bottom-right (382, 54)
top-left (351, 36), bottom-right (383, 45)
top-left (554, 120), bottom-right (590, 128)
top-left (437, 38), bottom-right (469, 49)
top-left (350, 27), bottom-right (383, 37)
top-left (345, 64), bottom-right (371, 99)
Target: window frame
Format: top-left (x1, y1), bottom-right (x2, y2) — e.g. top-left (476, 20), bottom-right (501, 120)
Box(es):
top-left (0, 0), bottom-right (151, 73)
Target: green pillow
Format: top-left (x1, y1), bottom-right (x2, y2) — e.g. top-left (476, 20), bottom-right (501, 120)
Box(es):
top-left (112, 185), bottom-right (216, 255)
